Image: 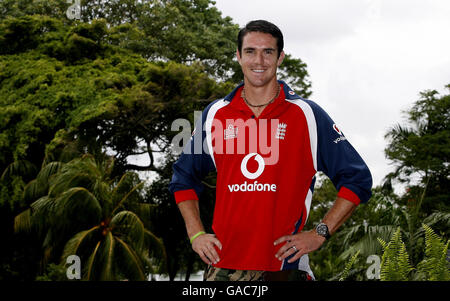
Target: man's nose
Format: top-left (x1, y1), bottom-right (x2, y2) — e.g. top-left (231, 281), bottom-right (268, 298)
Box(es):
top-left (254, 51), bottom-right (264, 65)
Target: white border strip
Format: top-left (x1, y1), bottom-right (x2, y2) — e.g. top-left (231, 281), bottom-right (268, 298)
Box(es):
top-left (304, 188), bottom-right (313, 225)
top-left (286, 99), bottom-right (318, 171)
top-left (204, 99), bottom-right (229, 167)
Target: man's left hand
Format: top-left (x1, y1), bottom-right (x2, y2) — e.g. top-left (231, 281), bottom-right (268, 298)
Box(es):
top-left (274, 231), bottom-right (326, 263)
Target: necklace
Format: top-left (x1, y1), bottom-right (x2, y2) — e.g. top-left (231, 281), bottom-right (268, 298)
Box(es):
top-left (242, 84), bottom-right (281, 108)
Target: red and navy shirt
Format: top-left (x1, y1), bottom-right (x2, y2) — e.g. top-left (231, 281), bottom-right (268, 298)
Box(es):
top-left (169, 81), bottom-right (372, 273)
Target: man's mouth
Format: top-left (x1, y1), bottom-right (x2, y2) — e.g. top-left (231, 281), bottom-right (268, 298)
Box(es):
top-left (252, 69), bottom-right (265, 73)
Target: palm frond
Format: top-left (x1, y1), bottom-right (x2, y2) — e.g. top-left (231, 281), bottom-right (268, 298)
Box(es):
top-left (100, 231), bottom-right (115, 281)
top-left (385, 124), bottom-right (416, 141)
top-left (339, 225), bottom-right (397, 261)
top-left (30, 196), bottom-right (55, 236)
top-left (61, 226), bottom-right (100, 262)
top-left (48, 172), bottom-right (93, 197)
top-left (144, 229), bottom-right (167, 274)
top-left (111, 181), bottom-right (145, 216)
top-left (37, 162), bottom-right (64, 183)
top-left (338, 224), bottom-right (362, 250)
top-left (132, 203), bottom-right (158, 230)
top-left (110, 210), bottom-right (145, 251)
top-left (114, 236), bottom-right (146, 281)
top-left (111, 172), bottom-right (136, 203)
top-left (14, 208), bottom-right (32, 233)
top-left (54, 187), bottom-right (102, 222)
top-left (84, 241), bottom-right (101, 281)
top-left (47, 156), bottom-right (105, 197)
top-left (423, 211), bottom-right (450, 230)
top-left (52, 187), bottom-right (103, 240)
top-left (22, 162), bottom-right (64, 203)
top-left (1, 159), bottom-right (37, 181)
top-left (339, 250), bottom-right (360, 281)
top-left (23, 179), bottom-right (47, 203)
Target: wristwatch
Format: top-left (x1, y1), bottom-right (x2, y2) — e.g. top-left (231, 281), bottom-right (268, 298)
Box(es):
top-left (315, 222), bottom-right (331, 240)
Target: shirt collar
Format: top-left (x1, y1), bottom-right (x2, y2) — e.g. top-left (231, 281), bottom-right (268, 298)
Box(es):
top-left (223, 80), bottom-right (301, 103)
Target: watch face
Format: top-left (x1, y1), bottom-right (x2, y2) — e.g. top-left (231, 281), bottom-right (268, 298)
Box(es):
top-left (316, 224), bottom-right (329, 237)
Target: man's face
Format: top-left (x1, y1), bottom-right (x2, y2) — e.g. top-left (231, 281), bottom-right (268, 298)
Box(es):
top-left (237, 31), bottom-right (285, 88)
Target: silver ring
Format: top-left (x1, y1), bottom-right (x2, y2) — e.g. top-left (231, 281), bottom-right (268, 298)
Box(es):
top-left (292, 245), bottom-right (297, 252)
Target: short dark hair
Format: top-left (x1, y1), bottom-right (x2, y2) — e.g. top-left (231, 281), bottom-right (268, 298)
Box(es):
top-left (237, 20), bottom-right (284, 58)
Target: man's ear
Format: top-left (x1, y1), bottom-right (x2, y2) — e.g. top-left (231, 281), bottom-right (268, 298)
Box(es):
top-left (277, 51), bottom-right (285, 67)
top-left (236, 49), bottom-right (242, 65)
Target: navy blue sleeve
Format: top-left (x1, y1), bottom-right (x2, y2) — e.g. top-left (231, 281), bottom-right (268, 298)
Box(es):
top-left (168, 105), bottom-right (216, 203)
top-left (308, 100), bottom-right (373, 204)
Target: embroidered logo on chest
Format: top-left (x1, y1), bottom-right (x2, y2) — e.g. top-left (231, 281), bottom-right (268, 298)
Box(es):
top-left (275, 123), bottom-right (287, 140)
top-left (224, 124), bottom-right (238, 140)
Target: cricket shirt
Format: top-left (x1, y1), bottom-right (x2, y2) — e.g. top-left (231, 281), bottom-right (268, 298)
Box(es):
top-left (169, 80), bottom-right (372, 275)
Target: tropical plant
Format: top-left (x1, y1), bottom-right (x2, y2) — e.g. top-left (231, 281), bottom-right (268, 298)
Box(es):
top-left (377, 227), bottom-right (414, 281)
top-left (377, 224), bottom-right (449, 281)
top-left (339, 250), bottom-right (360, 281)
top-left (415, 224), bottom-right (450, 281)
top-left (0, 1), bottom-right (310, 280)
top-left (384, 85), bottom-right (450, 215)
top-left (14, 154), bottom-right (166, 280)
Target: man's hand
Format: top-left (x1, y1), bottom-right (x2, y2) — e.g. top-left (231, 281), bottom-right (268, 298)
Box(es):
top-left (192, 233), bottom-right (223, 265)
top-left (274, 231), bottom-right (325, 263)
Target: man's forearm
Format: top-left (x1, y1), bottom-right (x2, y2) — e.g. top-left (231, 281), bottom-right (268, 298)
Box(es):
top-left (274, 196), bottom-right (358, 263)
top-left (177, 199), bottom-right (205, 238)
top-left (321, 197), bottom-right (357, 235)
top-left (177, 199), bottom-right (222, 265)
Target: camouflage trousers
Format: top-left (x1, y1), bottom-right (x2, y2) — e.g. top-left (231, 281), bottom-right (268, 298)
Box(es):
top-left (203, 265), bottom-right (313, 281)
top-left (204, 265), bottom-right (264, 281)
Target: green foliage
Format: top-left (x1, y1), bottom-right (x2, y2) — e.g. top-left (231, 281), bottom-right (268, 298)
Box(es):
top-left (339, 250), bottom-right (360, 281)
top-left (378, 227), bottom-right (413, 281)
top-left (308, 179), bottom-right (399, 281)
top-left (0, 0), bottom-right (311, 280)
top-left (415, 224), bottom-right (450, 281)
top-left (384, 86), bottom-right (450, 215)
top-left (35, 263), bottom-right (67, 281)
top-left (377, 224), bottom-right (449, 281)
top-left (0, 15), bottom-right (230, 176)
top-left (14, 155), bottom-right (166, 280)
top-left (278, 54), bottom-right (312, 98)
top-left (385, 88), bottom-right (450, 180)
top-left (0, 0), bottom-right (70, 21)
top-left (313, 86), bottom-right (450, 281)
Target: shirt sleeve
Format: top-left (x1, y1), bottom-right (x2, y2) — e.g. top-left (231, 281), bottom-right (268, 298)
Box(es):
top-left (308, 100), bottom-right (373, 204)
top-left (168, 107), bottom-right (216, 204)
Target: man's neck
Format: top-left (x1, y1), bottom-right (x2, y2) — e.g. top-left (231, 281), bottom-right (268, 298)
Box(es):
top-left (243, 79), bottom-right (280, 106)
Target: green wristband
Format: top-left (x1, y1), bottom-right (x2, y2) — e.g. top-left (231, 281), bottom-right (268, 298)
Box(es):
top-left (190, 231), bottom-right (206, 244)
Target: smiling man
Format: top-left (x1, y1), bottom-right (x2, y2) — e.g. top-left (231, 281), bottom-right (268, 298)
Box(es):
top-left (169, 20), bottom-right (372, 281)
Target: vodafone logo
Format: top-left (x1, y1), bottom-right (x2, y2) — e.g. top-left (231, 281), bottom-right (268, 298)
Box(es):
top-left (333, 124), bottom-right (342, 135)
top-left (332, 123), bottom-right (348, 144)
top-left (227, 153), bottom-right (277, 192)
top-left (240, 153), bottom-right (265, 179)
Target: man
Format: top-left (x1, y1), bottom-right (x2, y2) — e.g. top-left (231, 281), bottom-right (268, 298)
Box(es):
top-left (169, 20), bottom-right (372, 281)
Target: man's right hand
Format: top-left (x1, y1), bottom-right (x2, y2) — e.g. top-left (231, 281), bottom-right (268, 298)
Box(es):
top-left (191, 233), bottom-right (222, 265)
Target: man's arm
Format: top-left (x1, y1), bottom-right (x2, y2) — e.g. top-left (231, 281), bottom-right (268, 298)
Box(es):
top-left (178, 199), bottom-right (222, 265)
top-left (322, 197), bottom-right (357, 235)
top-left (274, 197), bottom-right (356, 263)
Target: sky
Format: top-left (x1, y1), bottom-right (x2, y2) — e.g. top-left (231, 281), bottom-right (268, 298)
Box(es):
top-left (213, 0), bottom-right (450, 191)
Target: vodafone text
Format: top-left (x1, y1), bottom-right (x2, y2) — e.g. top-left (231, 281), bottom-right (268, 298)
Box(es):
top-left (226, 152), bottom-right (277, 192)
top-left (228, 181), bottom-right (276, 192)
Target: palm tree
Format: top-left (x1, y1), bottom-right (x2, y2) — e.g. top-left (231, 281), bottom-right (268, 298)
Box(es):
top-left (15, 154), bottom-right (166, 280)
